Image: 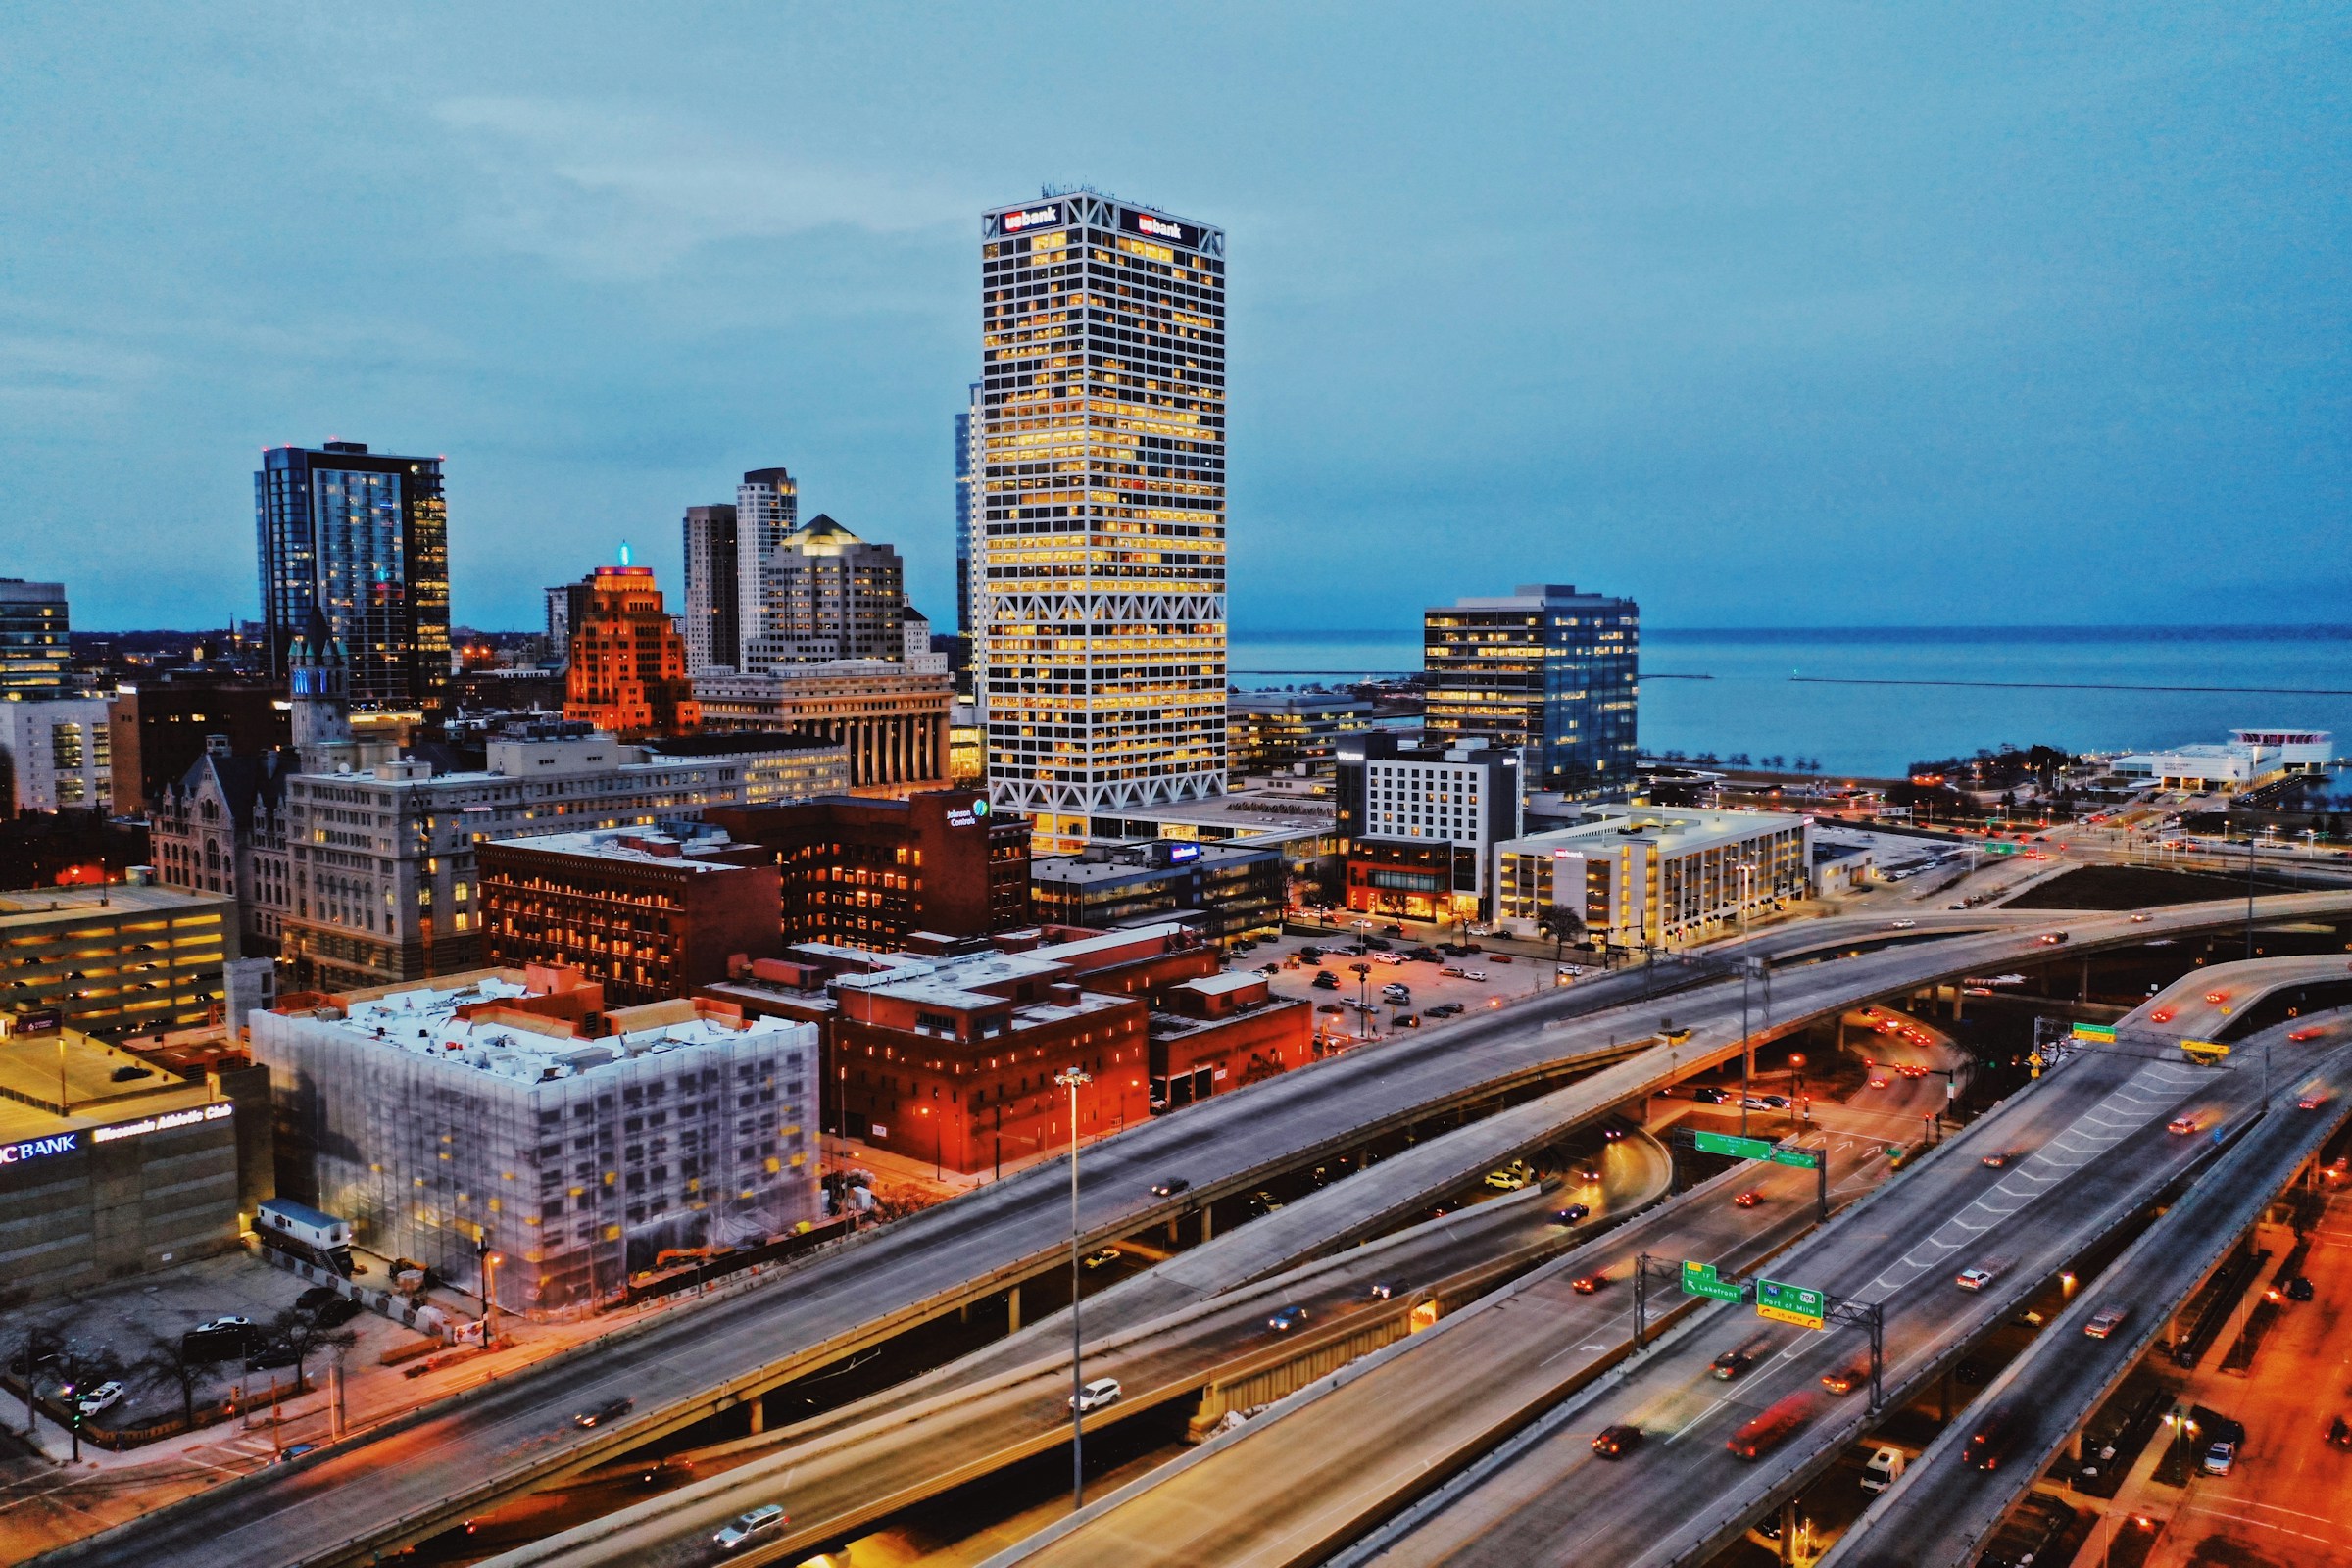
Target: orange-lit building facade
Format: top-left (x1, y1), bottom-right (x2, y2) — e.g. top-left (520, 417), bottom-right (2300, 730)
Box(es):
top-left (565, 564), bottom-right (700, 740)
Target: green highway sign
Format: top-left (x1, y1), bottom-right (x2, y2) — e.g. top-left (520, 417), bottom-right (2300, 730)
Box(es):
top-left (2072, 1022), bottom-right (2117, 1043)
top-left (1681, 1260), bottom-right (1743, 1303)
top-left (1692, 1131), bottom-right (1776, 1161)
top-left (1755, 1277), bottom-right (1827, 1329)
top-left (1769, 1147), bottom-right (1820, 1170)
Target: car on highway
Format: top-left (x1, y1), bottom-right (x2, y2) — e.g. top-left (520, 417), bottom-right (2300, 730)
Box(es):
top-left (2202, 1440), bottom-right (2236, 1476)
top-left (1981, 1152), bottom-right (2010, 1168)
top-left (1820, 1363), bottom-right (1866, 1396)
top-left (1150, 1176), bottom-right (1191, 1197)
top-left (2168, 1114), bottom-right (2200, 1136)
top-left (1576, 1162), bottom-right (1604, 1182)
top-left (74, 1381), bottom-right (123, 1418)
top-left (1080, 1247), bottom-right (1123, 1272)
top-left (1956, 1266), bottom-right (1999, 1292)
top-left (1690, 1086), bottom-right (1728, 1104)
top-left (1070, 1377), bottom-right (1122, 1413)
top-left (2300, 1091), bottom-right (2328, 1110)
top-left (2130, 911), bottom-right (2152, 922)
top-left (1267, 1304), bottom-right (1311, 1333)
top-left (2204, 990), bottom-right (2230, 1004)
top-left (1600, 1124), bottom-right (1626, 1140)
top-left (1962, 1405), bottom-right (2019, 1470)
top-left (1727, 1393), bottom-right (1814, 1459)
top-left (1570, 1274), bottom-right (1607, 1295)
top-left (1740, 1096), bottom-right (1774, 1110)
top-left (1734, 1189), bottom-right (1764, 1208)
top-left (1887, 918), bottom-right (1917, 929)
top-left (713, 1503), bottom-right (788, 1551)
top-left (1868, 1076), bottom-right (1890, 1090)
top-left (1592, 1423), bottom-right (1643, 1459)
top-left (1709, 1348), bottom-right (1755, 1380)
top-left (571, 1396), bottom-right (634, 1428)
top-left (1247, 1190), bottom-right (1285, 1215)
top-left (1553, 1202), bottom-right (1591, 1225)
top-left (2289, 1026), bottom-right (2326, 1043)
top-left (2151, 1007), bottom-right (2177, 1023)
top-left (1365, 1280), bottom-right (1397, 1301)
top-left (2084, 1306), bottom-right (2128, 1339)
top-left (2037, 932), bottom-right (2071, 946)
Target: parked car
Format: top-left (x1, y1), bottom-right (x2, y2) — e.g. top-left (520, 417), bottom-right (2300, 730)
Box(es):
top-left (1382, 923), bottom-right (1405, 936)
top-left (1150, 1176), bottom-right (1191, 1197)
top-left (1395, 1013), bottom-right (1421, 1028)
top-left (1592, 1423), bottom-right (1643, 1459)
top-left (1070, 1377), bottom-right (1122, 1413)
top-left (2286, 1276), bottom-right (2315, 1301)
top-left (1426, 1002), bottom-right (1464, 1018)
top-left (2202, 1440), bottom-right (2236, 1476)
top-left (1461, 970), bottom-right (1489, 983)
top-left (572, 1396), bottom-right (635, 1428)
top-left (74, 1381), bottom-right (124, 1418)
top-left (1267, 1304), bottom-right (1311, 1333)
top-left (1312, 971), bottom-right (1340, 990)
top-left (295, 1287), bottom-right (339, 1311)
top-left (193, 1315), bottom-right (252, 1334)
top-left (712, 1504), bottom-right (788, 1551)
top-left (1485, 1167), bottom-right (1531, 1192)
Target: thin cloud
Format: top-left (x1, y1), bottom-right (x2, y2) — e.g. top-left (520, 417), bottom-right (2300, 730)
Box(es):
top-left (431, 96), bottom-right (967, 277)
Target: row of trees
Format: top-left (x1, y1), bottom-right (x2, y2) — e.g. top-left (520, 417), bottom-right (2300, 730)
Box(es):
top-left (1650, 750), bottom-right (1829, 773)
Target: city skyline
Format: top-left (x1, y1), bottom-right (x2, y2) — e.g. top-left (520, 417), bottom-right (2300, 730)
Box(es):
top-left (6, 7), bottom-right (2348, 637)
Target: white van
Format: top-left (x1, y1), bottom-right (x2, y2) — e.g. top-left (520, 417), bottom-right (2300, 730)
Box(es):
top-left (1861, 1446), bottom-right (1906, 1493)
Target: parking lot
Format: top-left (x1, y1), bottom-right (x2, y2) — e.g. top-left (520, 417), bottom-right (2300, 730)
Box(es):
top-left (1230, 922), bottom-right (1589, 1049)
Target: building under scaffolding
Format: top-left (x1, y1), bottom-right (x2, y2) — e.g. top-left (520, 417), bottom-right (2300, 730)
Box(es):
top-left (250, 969), bottom-right (818, 1314)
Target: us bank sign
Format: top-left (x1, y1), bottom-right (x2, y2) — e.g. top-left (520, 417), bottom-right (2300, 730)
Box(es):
top-left (0, 1102), bottom-right (232, 1167)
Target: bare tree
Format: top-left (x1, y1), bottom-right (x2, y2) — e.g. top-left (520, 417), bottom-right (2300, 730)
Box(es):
top-left (267, 1307), bottom-right (357, 1396)
top-left (132, 1330), bottom-right (223, 1435)
top-left (7, 1318), bottom-right (64, 1436)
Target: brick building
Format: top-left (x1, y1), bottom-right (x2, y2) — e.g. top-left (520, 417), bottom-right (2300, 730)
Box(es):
top-left (707, 789), bottom-right (1030, 950)
top-left (477, 825), bottom-right (780, 1007)
top-left (108, 673), bottom-right (290, 816)
top-left (705, 923), bottom-right (1307, 1175)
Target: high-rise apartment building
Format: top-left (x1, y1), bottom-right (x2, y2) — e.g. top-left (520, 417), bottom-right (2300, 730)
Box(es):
top-left (735, 466), bottom-right (798, 650)
top-left (564, 564), bottom-right (700, 739)
top-left (1423, 584), bottom-right (1639, 795)
top-left (954, 383), bottom-right (980, 635)
top-left (681, 503), bottom-right (741, 672)
top-left (544, 577), bottom-right (593, 668)
top-left (0, 696), bottom-right (112, 814)
top-left (976, 191), bottom-right (1228, 848)
top-left (255, 442), bottom-right (451, 715)
top-left (739, 516), bottom-right (906, 669)
top-left (0, 579), bottom-right (71, 700)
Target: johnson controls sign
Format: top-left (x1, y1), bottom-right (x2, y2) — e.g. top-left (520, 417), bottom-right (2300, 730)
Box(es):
top-left (946, 798), bottom-right (992, 829)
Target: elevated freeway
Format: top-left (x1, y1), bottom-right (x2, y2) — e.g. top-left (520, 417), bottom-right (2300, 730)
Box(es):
top-left (36, 894), bottom-right (2352, 1568)
top-left (989, 965), bottom-right (2352, 1568)
top-left (1825, 1012), bottom-right (2352, 1568)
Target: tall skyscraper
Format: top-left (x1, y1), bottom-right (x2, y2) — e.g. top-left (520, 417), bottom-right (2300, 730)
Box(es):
top-left (0, 579), bottom-right (71, 700)
top-left (976, 190), bottom-right (1228, 845)
top-left (1423, 584), bottom-right (1639, 795)
top-left (255, 441), bottom-right (450, 715)
top-left (954, 383), bottom-right (980, 635)
top-left (681, 502), bottom-right (741, 672)
top-left (564, 563), bottom-right (701, 739)
top-left (735, 466), bottom-right (797, 650)
top-left (738, 515), bottom-right (906, 669)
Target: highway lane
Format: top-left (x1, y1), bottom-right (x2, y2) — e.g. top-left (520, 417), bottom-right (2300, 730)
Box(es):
top-left (473, 1137), bottom-right (1678, 1567)
top-left (1349, 1042), bottom-right (2338, 1566)
top-left (37, 895), bottom-right (2349, 1568)
top-left (1826, 1022), bottom-right (2352, 1568)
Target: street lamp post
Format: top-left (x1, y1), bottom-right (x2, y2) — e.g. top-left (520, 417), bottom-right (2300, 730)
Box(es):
top-left (481, 1251), bottom-right (502, 1348)
top-left (1055, 1066), bottom-right (1092, 1511)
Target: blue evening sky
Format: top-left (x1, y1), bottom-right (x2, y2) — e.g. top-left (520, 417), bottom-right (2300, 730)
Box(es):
top-left (3, 4), bottom-right (2346, 634)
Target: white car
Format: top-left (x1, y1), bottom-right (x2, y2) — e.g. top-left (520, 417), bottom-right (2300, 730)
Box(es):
top-left (75, 1381), bottom-right (124, 1417)
top-left (193, 1315), bottom-right (252, 1335)
top-left (1070, 1376), bottom-right (1122, 1413)
top-left (1888, 919), bottom-right (1917, 930)
top-left (713, 1503), bottom-right (788, 1551)
top-left (1462, 970), bottom-right (1489, 983)
top-left (1955, 1267), bottom-right (1997, 1292)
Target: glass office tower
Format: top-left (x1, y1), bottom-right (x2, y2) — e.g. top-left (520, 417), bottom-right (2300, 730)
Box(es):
top-left (256, 442), bottom-right (450, 715)
top-left (1424, 584), bottom-right (1639, 796)
top-left (976, 191), bottom-right (1227, 848)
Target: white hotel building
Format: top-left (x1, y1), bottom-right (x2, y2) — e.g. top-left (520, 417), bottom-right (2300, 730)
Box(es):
top-left (975, 190), bottom-right (1227, 851)
top-left (1494, 807), bottom-right (1812, 951)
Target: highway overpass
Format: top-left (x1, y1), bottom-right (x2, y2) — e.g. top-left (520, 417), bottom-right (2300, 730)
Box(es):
top-left (36, 894), bottom-right (2352, 1568)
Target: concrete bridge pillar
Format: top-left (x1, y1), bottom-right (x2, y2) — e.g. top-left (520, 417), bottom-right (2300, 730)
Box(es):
top-left (1007, 1285), bottom-right (1021, 1335)
top-left (747, 1397), bottom-right (764, 1435)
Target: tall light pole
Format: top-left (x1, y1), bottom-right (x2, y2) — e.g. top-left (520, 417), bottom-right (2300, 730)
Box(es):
top-left (1056, 1065), bottom-right (1092, 1511)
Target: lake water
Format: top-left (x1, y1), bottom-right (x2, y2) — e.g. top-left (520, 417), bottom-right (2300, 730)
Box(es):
top-left (1229, 627), bottom-right (2352, 779)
